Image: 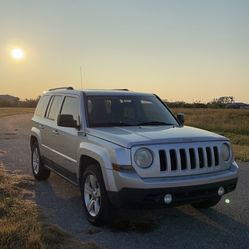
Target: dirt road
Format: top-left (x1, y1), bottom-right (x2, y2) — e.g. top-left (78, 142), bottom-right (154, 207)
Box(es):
top-left (0, 114), bottom-right (249, 249)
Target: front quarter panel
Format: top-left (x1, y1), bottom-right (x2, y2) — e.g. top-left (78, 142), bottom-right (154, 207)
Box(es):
top-left (77, 141), bottom-right (131, 193)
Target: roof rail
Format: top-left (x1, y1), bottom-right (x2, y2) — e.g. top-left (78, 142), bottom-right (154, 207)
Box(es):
top-left (114, 89), bottom-right (129, 91)
top-left (49, 86), bottom-right (74, 91)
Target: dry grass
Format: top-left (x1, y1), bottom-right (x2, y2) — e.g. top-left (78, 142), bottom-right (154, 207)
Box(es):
top-left (0, 107), bottom-right (34, 118)
top-left (0, 165), bottom-right (100, 249)
top-left (172, 108), bottom-right (249, 162)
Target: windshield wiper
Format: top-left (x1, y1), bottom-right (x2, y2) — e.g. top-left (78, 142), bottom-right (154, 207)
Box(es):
top-left (91, 122), bottom-right (132, 127)
top-left (136, 121), bottom-right (175, 126)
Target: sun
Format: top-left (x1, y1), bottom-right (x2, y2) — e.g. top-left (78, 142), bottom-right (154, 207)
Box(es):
top-left (11, 47), bottom-right (25, 60)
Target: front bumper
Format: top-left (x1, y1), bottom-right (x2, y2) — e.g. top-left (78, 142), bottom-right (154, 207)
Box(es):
top-left (106, 161), bottom-right (239, 207)
top-left (107, 178), bottom-right (238, 208)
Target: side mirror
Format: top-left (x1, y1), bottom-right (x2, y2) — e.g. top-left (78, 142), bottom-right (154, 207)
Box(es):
top-left (177, 113), bottom-right (185, 126)
top-left (57, 114), bottom-right (78, 128)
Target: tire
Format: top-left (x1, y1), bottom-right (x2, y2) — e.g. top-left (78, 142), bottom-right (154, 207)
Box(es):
top-left (80, 164), bottom-right (116, 225)
top-left (191, 196), bottom-right (221, 209)
top-left (31, 142), bottom-right (50, 180)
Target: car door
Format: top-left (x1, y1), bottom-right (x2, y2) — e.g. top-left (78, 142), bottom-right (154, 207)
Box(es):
top-left (50, 95), bottom-right (81, 182)
top-left (42, 95), bottom-right (64, 164)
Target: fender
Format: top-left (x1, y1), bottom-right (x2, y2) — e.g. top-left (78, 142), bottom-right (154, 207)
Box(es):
top-left (76, 142), bottom-right (117, 191)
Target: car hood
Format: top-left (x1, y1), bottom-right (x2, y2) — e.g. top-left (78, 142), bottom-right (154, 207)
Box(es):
top-left (86, 125), bottom-right (227, 148)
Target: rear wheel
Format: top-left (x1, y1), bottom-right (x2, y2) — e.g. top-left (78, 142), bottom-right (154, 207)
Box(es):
top-left (31, 142), bottom-right (50, 180)
top-left (80, 164), bottom-right (116, 225)
top-left (191, 196), bottom-right (221, 209)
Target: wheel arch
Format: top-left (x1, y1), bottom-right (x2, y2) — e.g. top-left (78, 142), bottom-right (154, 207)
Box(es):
top-left (79, 155), bottom-right (100, 182)
top-left (30, 135), bottom-right (38, 148)
top-left (77, 143), bottom-right (115, 191)
top-left (30, 127), bottom-right (42, 148)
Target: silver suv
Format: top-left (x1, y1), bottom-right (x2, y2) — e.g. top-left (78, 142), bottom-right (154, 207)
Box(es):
top-left (31, 87), bottom-right (239, 225)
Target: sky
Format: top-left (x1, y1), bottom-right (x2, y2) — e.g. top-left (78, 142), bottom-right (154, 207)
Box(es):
top-left (0, 0), bottom-right (249, 103)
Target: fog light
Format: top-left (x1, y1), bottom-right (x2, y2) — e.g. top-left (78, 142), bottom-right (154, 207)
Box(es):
top-left (218, 186), bottom-right (225, 196)
top-left (164, 194), bottom-right (172, 204)
top-left (225, 198), bottom-right (230, 204)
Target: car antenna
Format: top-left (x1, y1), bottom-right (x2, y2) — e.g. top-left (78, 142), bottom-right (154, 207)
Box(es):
top-left (80, 66), bottom-right (83, 89)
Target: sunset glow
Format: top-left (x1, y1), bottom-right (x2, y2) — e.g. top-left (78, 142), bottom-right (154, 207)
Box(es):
top-left (1, 1), bottom-right (249, 102)
top-left (11, 47), bottom-right (25, 60)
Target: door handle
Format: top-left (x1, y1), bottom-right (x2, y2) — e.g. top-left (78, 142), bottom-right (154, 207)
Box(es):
top-left (52, 129), bottom-right (59, 135)
top-left (38, 124), bottom-right (44, 129)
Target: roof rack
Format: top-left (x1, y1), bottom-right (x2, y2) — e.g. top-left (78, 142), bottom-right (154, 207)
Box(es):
top-left (49, 87), bottom-right (74, 91)
top-left (114, 89), bottom-right (129, 91)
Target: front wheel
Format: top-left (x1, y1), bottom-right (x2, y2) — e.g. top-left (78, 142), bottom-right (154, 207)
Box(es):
top-left (81, 164), bottom-right (116, 225)
top-left (191, 196), bottom-right (221, 209)
top-left (31, 142), bottom-right (50, 180)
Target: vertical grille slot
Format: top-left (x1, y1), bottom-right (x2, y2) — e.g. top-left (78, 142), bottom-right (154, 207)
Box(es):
top-left (159, 150), bottom-right (167, 171)
top-left (180, 149), bottom-right (187, 170)
top-left (213, 146), bottom-right (219, 166)
top-left (198, 148), bottom-right (204, 168)
top-left (189, 148), bottom-right (196, 169)
top-left (206, 147), bottom-right (212, 167)
top-left (170, 149), bottom-right (177, 171)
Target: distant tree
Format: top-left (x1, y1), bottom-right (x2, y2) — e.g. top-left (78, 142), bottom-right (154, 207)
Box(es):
top-left (211, 96), bottom-right (235, 104)
top-left (18, 97), bottom-right (40, 107)
top-left (165, 100), bottom-right (207, 108)
top-left (208, 96), bottom-right (235, 108)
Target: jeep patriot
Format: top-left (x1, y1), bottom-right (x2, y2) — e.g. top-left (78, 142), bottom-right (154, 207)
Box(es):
top-left (30, 87), bottom-right (239, 225)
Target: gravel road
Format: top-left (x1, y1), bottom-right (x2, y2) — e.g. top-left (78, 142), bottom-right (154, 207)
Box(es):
top-left (0, 114), bottom-right (249, 249)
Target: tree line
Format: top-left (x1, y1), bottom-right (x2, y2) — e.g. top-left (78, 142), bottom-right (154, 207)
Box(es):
top-left (0, 97), bottom-right (39, 108)
top-left (0, 95), bottom-right (236, 108)
top-left (165, 96), bottom-right (235, 109)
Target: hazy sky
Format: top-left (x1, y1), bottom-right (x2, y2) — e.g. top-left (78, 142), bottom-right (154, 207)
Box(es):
top-left (1, 0), bottom-right (248, 102)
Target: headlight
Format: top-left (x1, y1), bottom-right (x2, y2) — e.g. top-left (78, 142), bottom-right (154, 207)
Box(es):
top-left (221, 143), bottom-right (231, 161)
top-left (134, 148), bottom-right (153, 168)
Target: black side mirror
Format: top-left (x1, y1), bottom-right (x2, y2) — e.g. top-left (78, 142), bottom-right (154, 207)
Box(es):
top-left (57, 114), bottom-right (78, 128)
top-left (177, 113), bottom-right (185, 126)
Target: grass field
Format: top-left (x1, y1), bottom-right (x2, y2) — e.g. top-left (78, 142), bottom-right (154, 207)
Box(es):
top-left (172, 108), bottom-right (249, 162)
top-left (0, 166), bottom-right (100, 249)
top-left (0, 107), bottom-right (35, 118)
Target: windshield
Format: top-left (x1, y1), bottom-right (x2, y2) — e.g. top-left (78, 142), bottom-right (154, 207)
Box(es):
top-left (86, 95), bottom-right (179, 127)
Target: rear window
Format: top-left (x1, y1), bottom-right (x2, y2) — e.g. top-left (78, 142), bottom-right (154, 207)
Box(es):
top-left (34, 95), bottom-right (50, 117)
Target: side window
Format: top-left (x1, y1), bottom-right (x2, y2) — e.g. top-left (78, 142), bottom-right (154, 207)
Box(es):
top-left (60, 96), bottom-right (80, 125)
top-left (46, 96), bottom-right (63, 121)
top-left (34, 95), bottom-right (50, 117)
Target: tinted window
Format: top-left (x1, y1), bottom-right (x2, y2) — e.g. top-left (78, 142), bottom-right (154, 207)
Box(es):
top-left (141, 100), bottom-right (163, 120)
top-left (47, 96), bottom-right (63, 120)
top-left (35, 95), bottom-right (50, 117)
top-left (60, 97), bottom-right (80, 125)
top-left (86, 95), bottom-right (178, 127)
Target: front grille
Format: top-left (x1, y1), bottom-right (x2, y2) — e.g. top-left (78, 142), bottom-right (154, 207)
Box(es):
top-left (159, 146), bottom-right (219, 173)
